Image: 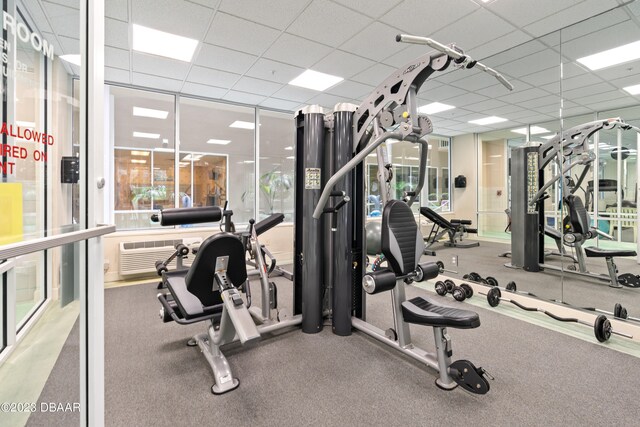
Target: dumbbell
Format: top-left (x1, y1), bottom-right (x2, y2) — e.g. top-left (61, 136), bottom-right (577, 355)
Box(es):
top-left (485, 287), bottom-right (633, 343)
top-left (463, 272), bottom-right (499, 287)
top-left (434, 279), bottom-right (473, 302)
top-left (584, 303), bottom-right (640, 323)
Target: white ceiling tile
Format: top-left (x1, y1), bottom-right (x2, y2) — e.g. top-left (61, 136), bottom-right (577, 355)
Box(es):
top-left (561, 82), bottom-right (616, 100)
top-left (519, 67), bottom-right (560, 87)
top-left (132, 72), bottom-right (183, 92)
top-left (463, 99), bottom-right (509, 113)
top-left (590, 61), bottom-right (640, 82)
top-left (420, 85), bottom-right (466, 102)
top-left (23, 2), bottom-right (53, 32)
top-left (259, 97), bottom-right (301, 111)
top-left (263, 33), bottom-right (332, 68)
top-left (340, 22), bottom-right (407, 62)
top-left (556, 73), bottom-right (602, 92)
top-left (132, 0), bottom-right (213, 39)
top-left (498, 87), bottom-right (552, 104)
top-left (483, 40), bottom-right (547, 68)
top-left (132, 53), bottom-right (191, 80)
top-left (489, 104), bottom-right (526, 116)
top-left (562, 105), bottom-right (597, 117)
top-left (380, 0), bottom-right (479, 37)
top-left (500, 109), bottom-right (541, 121)
top-left (41, 32), bottom-right (63, 57)
top-left (469, 31), bottom-right (532, 61)
top-left (57, 35), bottom-right (80, 55)
top-left (561, 21), bottom-right (640, 60)
top-left (326, 80), bottom-right (375, 99)
top-left (523, 0), bottom-right (620, 37)
top-left (498, 49), bottom-right (562, 78)
top-left (533, 104), bottom-right (561, 115)
top-left (486, 0), bottom-right (581, 28)
top-left (194, 44), bottom-right (258, 74)
top-left (440, 92), bottom-right (489, 107)
top-left (559, 7), bottom-right (628, 45)
top-left (431, 8), bottom-right (516, 51)
top-left (332, 0), bottom-right (402, 19)
top-left (205, 13), bottom-right (281, 56)
top-left (245, 58), bottom-right (305, 84)
top-left (312, 50), bottom-right (376, 80)
top-left (223, 90), bottom-right (267, 105)
top-left (381, 45), bottom-right (428, 68)
top-left (573, 90), bottom-right (629, 106)
top-left (583, 98), bottom-right (638, 112)
top-left (105, 18), bottom-right (129, 50)
top-left (42, 1), bottom-right (79, 39)
top-left (105, 47), bottom-right (130, 70)
top-left (350, 63), bottom-right (397, 86)
top-left (106, 0), bottom-right (128, 21)
top-left (287, 0), bottom-right (372, 46)
top-left (186, 66), bottom-right (241, 88)
top-left (232, 77), bottom-right (283, 97)
top-left (449, 72), bottom-right (502, 92)
top-left (518, 95), bottom-right (560, 109)
top-left (105, 67), bottom-right (130, 84)
top-left (218, 0), bottom-right (309, 30)
top-left (475, 83), bottom-right (520, 98)
top-left (510, 114), bottom-right (555, 123)
top-left (181, 82), bottom-right (228, 99)
top-left (272, 85), bottom-right (319, 103)
top-left (43, 0), bottom-right (78, 8)
top-left (610, 73), bottom-right (640, 89)
top-left (308, 93), bottom-right (346, 110)
top-left (429, 108), bottom-right (474, 120)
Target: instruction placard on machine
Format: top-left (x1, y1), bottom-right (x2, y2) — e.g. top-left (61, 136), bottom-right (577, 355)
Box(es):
top-left (305, 168), bottom-right (321, 189)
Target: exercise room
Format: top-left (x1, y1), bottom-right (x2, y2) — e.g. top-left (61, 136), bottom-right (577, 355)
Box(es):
top-left (1, 0), bottom-right (640, 426)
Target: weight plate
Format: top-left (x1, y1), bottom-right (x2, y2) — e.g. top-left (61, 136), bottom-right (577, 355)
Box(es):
top-left (453, 287), bottom-right (466, 302)
top-left (462, 274), bottom-right (469, 280)
top-left (594, 314), bottom-right (611, 343)
top-left (436, 261), bottom-right (445, 273)
top-left (486, 276), bottom-right (499, 287)
top-left (460, 283), bottom-right (473, 299)
top-left (435, 281), bottom-right (447, 296)
top-left (469, 272), bottom-right (481, 282)
top-left (620, 307), bottom-right (628, 319)
top-left (444, 279), bottom-right (456, 293)
top-left (385, 328), bottom-right (398, 341)
top-left (614, 303), bottom-right (622, 318)
top-left (487, 287), bottom-right (501, 307)
top-left (506, 281), bottom-right (517, 292)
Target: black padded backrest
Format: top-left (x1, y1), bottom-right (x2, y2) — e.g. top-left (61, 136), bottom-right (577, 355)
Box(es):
top-left (185, 232), bottom-right (247, 307)
top-left (565, 195), bottom-right (590, 235)
top-left (382, 200), bottom-right (423, 275)
top-left (420, 206), bottom-right (453, 229)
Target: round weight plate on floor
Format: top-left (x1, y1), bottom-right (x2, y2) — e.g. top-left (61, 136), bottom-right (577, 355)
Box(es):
top-left (594, 315), bottom-right (611, 343)
top-left (436, 261), bottom-right (445, 273)
top-left (487, 287), bottom-right (501, 307)
top-left (463, 274), bottom-right (469, 280)
top-left (460, 283), bottom-right (473, 299)
top-left (385, 328), bottom-right (398, 341)
top-left (453, 287), bottom-right (466, 302)
top-left (435, 281), bottom-right (447, 296)
top-left (444, 279), bottom-right (456, 293)
top-left (620, 307), bottom-right (628, 319)
top-left (486, 276), bottom-right (499, 287)
top-left (506, 281), bottom-right (517, 292)
top-left (614, 303), bottom-right (622, 318)
top-left (468, 272), bottom-right (481, 282)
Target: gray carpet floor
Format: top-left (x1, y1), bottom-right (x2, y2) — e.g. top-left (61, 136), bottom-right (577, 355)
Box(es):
top-left (428, 239), bottom-right (640, 316)
top-left (102, 272), bottom-right (640, 427)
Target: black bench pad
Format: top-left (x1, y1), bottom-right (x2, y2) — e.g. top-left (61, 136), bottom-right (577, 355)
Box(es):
top-left (584, 246), bottom-right (637, 258)
top-left (402, 297), bottom-right (480, 329)
top-left (165, 271), bottom-right (222, 319)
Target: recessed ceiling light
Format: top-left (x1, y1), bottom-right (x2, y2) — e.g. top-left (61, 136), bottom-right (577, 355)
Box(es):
top-left (131, 150), bottom-right (150, 156)
top-left (133, 131), bottom-right (160, 139)
top-left (154, 147), bottom-right (174, 152)
top-left (162, 138), bottom-right (169, 144)
top-left (541, 135), bottom-right (555, 140)
top-left (132, 24), bottom-right (198, 62)
top-left (60, 54), bottom-right (81, 66)
top-left (469, 116), bottom-right (508, 125)
top-left (16, 120), bottom-right (35, 128)
top-left (131, 159), bottom-right (147, 164)
top-left (179, 162), bottom-right (189, 167)
top-left (490, 154), bottom-right (503, 158)
top-left (511, 126), bottom-right (549, 135)
top-left (286, 156), bottom-right (295, 160)
top-left (577, 40), bottom-right (640, 71)
top-left (418, 102), bottom-right (455, 115)
top-left (133, 106), bottom-right (169, 119)
top-left (182, 154), bottom-right (202, 161)
top-left (623, 83), bottom-right (640, 95)
top-left (243, 160), bottom-right (255, 164)
top-left (289, 69), bottom-right (344, 91)
top-left (229, 120), bottom-right (255, 130)
top-left (284, 146), bottom-right (294, 150)
top-left (207, 139), bottom-right (231, 145)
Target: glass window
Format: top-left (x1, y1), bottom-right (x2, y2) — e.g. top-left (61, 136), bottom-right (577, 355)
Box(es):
top-left (258, 109), bottom-right (295, 221)
top-left (179, 98), bottom-right (255, 224)
top-left (109, 87), bottom-right (176, 229)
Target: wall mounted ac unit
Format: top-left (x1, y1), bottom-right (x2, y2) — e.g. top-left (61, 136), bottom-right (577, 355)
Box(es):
top-left (118, 238), bottom-right (201, 276)
top-left (438, 139), bottom-right (449, 150)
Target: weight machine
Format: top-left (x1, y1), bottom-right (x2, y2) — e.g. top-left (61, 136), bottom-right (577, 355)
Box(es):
top-left (509, 118), bottom-right (640, 288)
top-left (294, 34), bottom-right (513, 393)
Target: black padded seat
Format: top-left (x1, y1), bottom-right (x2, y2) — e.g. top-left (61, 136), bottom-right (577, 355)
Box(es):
top-left (164, 271), bottom-right (222, 320)
top-left (402, 296), bottom-right (480, 329)
top-left (584, 246), bottom-right (637, 258)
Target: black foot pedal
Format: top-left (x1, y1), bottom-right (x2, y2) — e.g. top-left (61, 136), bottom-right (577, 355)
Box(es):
top-left (618, 274), bottom-right (640, 288)
top-left (450, 360), bottom-right (491, 395)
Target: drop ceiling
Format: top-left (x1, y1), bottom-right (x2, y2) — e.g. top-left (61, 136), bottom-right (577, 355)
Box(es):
top-left (19, 0), bottom-right (640, 136)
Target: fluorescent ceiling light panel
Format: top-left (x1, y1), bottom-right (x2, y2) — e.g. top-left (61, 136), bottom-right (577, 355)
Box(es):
top-left (286, 156), bottom-right (295, 160)
top-left (243, 160), bottom-right (255, 164)
top-left (418, 102), bottom-right (455, 115)
top-left (207, 139), bottom-right (231, 145)
top-left (182, 154), bottom-right (202, 161)
top-left (59, 54), bottom-right (81, 66)
top-left (131, 159), bottom-right (147, 164)
top-left (511, 126), bottom-right (549, 135)
top-left (468, 116), bottom-right (507, 125)
top-left (16, 121), bottom-right (35, 128)
top-left (541, 135), bottom-right (555, 140)
top-left (154, 148), bottom-right (174, 152)
top-left (133, 131), bottom-right (160, 139)
top-left (577, 40), bottom-right (640, 71)
top-left (132, 24), bottom-right (198, 62)
top-left (162, 138), bottom-right (169, 144)
top-left (288, 69), bottom-right (344, 91)
top-left (131, 150), bottom-right (150, 156)
top-left (623, 84), bottom-right (640, 95)
top-left (284, 146), bottom-right (294, 151)
top-left (229, 120), bottom-right (255, 130)
top-left (133, 106), bottom-right (169, 119)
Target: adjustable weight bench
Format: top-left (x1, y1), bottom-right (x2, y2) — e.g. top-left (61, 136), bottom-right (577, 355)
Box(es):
top-left (361, 200), bottom-right (490, 393)
top-left (420, 206), bottom-right (479, 255)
